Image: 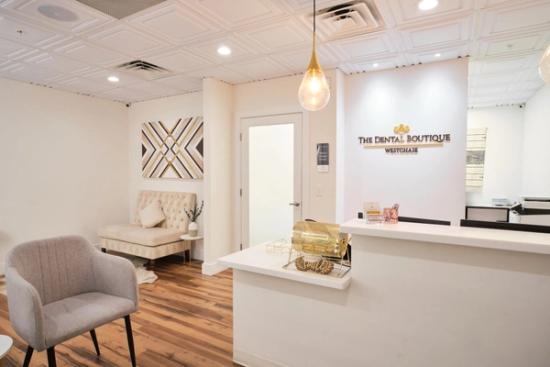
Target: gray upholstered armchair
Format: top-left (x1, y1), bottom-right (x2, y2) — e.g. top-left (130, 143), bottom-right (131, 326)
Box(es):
top-left (5, 235), bottom-right (139, 367)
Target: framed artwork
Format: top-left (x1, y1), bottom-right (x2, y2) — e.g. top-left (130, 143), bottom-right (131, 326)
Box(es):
top-left (466, 127), bottom-right (487, 189)
top-left (142, 116), bottom-right (204, 179)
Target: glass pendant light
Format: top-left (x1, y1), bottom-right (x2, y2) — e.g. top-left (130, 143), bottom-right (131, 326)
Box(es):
top-left (298, 0), bottom-right (330, 111)
top-left (539, 45), bottom-right (550, 84)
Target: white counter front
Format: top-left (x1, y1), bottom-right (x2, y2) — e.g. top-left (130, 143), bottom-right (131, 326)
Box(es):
top-left (224, 221), bottom-right (550, 367)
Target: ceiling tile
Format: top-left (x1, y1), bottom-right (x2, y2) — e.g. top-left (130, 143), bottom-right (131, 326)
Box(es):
top-left (186, 66), bottom-right (248, 84)
top-left (194, 0), bottom-right (286, 29)
top-left (226, 56), bottom-right (290, 80)
top-left (388, 0), bottom-right (474, 24)
top-left (128, 3), bottom-right (221, 44)
top-left (184, 35), bottom-right (257, 64)
top-left (55, 40), bottom-right (127, 66)
top-left (329, 33), bottom-right (396, 60)
top-left (241, 19), bottom-right (310, 53)
top-left (0, 61), bottom-right (65, 82)
top-left (479, 2), bottom-right (550, 37)
top-left (23, 51), bottom-right (90, 73)
top-left (124, 80), bottom-right (179, 97)
top-left (81, 68), bottom-right (146, 87)
top-left (4, 0), bottom-right (113, 33)
top-left (270, 45), bottom-right (340, 72)
top-left (0, 13), bottom-right (63, 47)
top-left (480, 34), bottom-right (542, 57)
top-left (155, 74), bottom-right (204, 91)
top-left (88, 24), bottom-right (168, 57)
top-left (0, 36), bottom-right (30, 57)
top-left (98, 87), bottom-right (154, 103)
top-left (56, 76), bottom-right (114, 93)
top-left (146, 48), bottom-right (212, 73)
top-left (398, 17), bottom-right (473, 51)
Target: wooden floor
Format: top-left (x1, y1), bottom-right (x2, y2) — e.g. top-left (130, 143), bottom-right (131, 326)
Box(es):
top-left (0, 257), bottom-right (238, 367)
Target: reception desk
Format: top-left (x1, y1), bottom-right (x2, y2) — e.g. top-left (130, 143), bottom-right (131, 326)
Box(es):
top-left (219, 219), bottom-right (550, 367)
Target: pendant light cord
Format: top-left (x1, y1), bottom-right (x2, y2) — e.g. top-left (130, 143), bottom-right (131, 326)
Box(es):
top-left (312, 0), bottom-right (316, 50)
top-left (313, 0), bottom-right (316, 34)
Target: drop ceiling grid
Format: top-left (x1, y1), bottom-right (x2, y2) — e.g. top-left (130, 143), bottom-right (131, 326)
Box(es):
top-left (0, 0), bottom-right (547, 105)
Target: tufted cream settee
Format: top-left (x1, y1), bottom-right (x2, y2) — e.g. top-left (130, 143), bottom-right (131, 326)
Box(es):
top-left (98, 191), bottom-right (196, 263)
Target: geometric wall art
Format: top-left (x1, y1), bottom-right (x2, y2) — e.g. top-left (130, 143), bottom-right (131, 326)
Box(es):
top-left (142, 116), bottom-right (204, 179)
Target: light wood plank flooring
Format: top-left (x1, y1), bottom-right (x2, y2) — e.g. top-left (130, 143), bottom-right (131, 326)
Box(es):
top-left (0, 257), bottom-right (238, 367)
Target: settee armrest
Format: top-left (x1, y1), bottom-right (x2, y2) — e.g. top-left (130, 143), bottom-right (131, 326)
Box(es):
top-left (91, 251), bottom-right (139, 310)
top-left (5, 267), bottom-right (46, 350)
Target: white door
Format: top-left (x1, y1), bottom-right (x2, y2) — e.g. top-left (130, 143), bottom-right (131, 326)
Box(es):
top-left (241, 113), bottom-right (303, 248)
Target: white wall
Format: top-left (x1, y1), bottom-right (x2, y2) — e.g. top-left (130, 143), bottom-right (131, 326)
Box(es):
top-left (128, 92), bottom-right (204, 259)
top-left (344, 59), bottom-right (468, 224)
top-left (521, 85), bottom-right (550, 197)
top-left (0, 78), bottom-right (129, 270)
top-left (467, 106), bottom-right (524, 205)
top-left (202, 79), bottom-right (234, 274)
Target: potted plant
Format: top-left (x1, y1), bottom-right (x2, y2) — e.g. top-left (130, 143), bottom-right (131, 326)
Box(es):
top-left (185, 200), bottom-right (204, 237)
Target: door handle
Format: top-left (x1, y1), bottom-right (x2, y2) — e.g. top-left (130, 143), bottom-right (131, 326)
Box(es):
top-left (289, 202), bottom-right (301, 207)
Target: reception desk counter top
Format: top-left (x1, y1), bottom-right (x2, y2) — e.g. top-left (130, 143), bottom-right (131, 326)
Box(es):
top-left (218, 243), bottom-right (351, 290)
top-left (342, 218), bottom-right (550, 255)
top-left (228, 219), bottom-right (550, 367)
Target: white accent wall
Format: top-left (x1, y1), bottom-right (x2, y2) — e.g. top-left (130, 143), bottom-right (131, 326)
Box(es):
top-left (0, 78), bottom-right (129, 271)
top-left (466, 106), bottom-right (524, 205)
top-left (343, 59), bottom-right (468, 224)
top-left (128, 92), bottom-right (204, 259)
top-left (521, 85), bottom-right (550, 198)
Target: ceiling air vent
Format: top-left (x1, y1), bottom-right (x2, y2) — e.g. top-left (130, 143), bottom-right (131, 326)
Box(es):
top-left (312, 0), bottom-right (383, 41)
top-left (115, 60), bottom-right (172, 80)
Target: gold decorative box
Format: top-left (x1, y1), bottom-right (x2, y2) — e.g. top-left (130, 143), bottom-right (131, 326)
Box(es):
top-left (284, 221), bottom-right (351, 277)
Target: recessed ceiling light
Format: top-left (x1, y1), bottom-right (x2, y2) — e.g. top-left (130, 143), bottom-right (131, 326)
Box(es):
top-left (434, 53), bottom-right (441, 58)
top-left (107, 75), bottom-right (119, 83)
top-left (217, 45), bottom-right (231, 56)
top-left (418, 0), bottom-right (439, 11)
top-left (373, 63), bottom-right (379, 68)
top-left (37, 4), bottom-right (78, 22)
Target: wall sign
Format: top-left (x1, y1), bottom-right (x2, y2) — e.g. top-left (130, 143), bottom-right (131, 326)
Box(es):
top-left (316, 143), bottom-right (329, 172)
top-left (358, 124), bottom-right (451, 154)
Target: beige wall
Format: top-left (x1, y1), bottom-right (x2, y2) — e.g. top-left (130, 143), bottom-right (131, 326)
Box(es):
top-left (202, 79), bottom-right (234, 274)
top-left (232, 70), bottom-right (342, 250)
top-left (128, 92), bottom-right (204, 259)
top-left (0, 78), bottom-right (129, 271)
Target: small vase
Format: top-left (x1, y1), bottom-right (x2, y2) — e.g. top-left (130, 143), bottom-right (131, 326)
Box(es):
top-left (188, 221), bottom-right (198, 237)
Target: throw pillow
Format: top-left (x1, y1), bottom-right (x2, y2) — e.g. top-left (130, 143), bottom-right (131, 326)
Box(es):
top-left (140, 200), bottom-right (165, 228)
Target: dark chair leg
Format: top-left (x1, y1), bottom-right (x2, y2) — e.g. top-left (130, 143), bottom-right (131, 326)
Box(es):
top-left (124, 315), bottom-right (136, 367)
top-left (22, 346), bottom-right (33, 367)
top-left (47, 346), bottom-right (57, 367)
top-left (101, 248), bottom-right (107, 253)
top-left (90, 329), bottom-right (101, 356)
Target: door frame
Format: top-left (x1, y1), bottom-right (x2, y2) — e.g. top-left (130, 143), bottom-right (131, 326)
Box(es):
top-left (240, 113), bottom-right (304, 249)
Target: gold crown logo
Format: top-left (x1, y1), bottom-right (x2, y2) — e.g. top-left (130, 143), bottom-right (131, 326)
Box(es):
top-left (393, 123), bottom-right (410, 135)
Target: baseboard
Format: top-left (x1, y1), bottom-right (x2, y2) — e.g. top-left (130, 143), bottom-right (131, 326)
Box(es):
top-left (234, 349), bottom-right (287, 367)
top-left (201, 261), bottom-right (227, 276)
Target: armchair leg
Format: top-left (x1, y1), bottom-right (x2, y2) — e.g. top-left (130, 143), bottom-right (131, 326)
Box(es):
top-left (22, 346), bottom-right (33, 367)
top-left (124, 315), bottom-right (137, 367)
top-left (90, 329), bottom-right (101, 356)
top-left (47, 346), bottom-right (57, 367)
